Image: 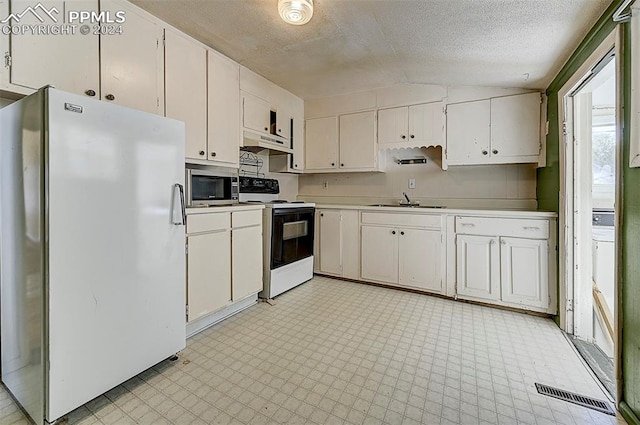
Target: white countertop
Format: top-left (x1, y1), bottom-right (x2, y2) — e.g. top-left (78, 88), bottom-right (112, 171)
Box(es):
top-left (186, 204), bottom-right (264, 215)
top-left (315, 204), bottom-right (557, 219)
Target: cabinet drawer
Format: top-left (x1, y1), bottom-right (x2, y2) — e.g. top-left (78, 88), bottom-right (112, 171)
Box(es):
top-left (361, 212), bottom-right (442, 229)
top-left (455, 216), bottom-right (549, 239)
top-left (187, 212), bottom-right (230, 234)
top-left (232, 210), bottom-right (262, 228)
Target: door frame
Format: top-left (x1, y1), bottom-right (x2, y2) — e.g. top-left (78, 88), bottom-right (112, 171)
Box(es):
top-left (557, 28), bottom-right (622, 402)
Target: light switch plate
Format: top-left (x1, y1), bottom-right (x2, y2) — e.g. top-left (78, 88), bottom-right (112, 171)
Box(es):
top-left (408, 179), bottom-right (416, 189)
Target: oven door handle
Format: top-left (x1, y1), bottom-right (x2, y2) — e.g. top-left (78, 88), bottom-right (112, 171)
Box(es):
top-left (172, 183), bottom-right (186, 226)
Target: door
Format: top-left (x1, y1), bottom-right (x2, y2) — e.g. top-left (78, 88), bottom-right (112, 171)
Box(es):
top-left (319, 210), bottom-right (342, 275)
top-left (165, 30), bottom-right (207, 161)
top-left (446, 100), bottom-right (491, 164)
top-left (45, 89), bottom-right (185, 421)
top-left (378, 106), bottom-right (408, 144)
top-left (8, 0), bottom-right (100, 97)
top-left (339, 111), bottom-right (376, 170)
top-left (361, 225), bottom-right (398, 284)
top-left (100, 0), bottom-right (163, 114)
top-left (500, 237), bottom-right (548, 309)
top-left (209, 51), bottom-right (240, 166)
top-left (398, 228), bottom-right (442, 293)
top-left (232, 226), bottom-right (263, 301)
top-left (243, 93), bottom-right (272, 134)
top-left (409, 102), bottom-right (444, 146)
top-left (188, 231), bottom-right (232, 320)
top-left (456, 234), bottom-right (500, 300)
top-left (490, 93), bottom-right (541, 158)
top-left (305, 116), bottom-right (339, 170)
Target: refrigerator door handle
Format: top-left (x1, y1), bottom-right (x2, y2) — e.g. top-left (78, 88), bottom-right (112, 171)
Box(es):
top-left (172, 183), bottom-right (186, 226)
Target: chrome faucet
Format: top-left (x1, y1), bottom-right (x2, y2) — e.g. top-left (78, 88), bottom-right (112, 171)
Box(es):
top-left (403, 192), bottom-right (411, 204)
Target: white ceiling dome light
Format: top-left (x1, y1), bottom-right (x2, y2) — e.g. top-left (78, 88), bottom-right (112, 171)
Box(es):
top-left (278, 0), bottom-right (313, 25)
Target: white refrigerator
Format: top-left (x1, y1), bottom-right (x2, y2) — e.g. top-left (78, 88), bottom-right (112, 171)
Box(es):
top-left (0, 87), bottom-right (187, 424)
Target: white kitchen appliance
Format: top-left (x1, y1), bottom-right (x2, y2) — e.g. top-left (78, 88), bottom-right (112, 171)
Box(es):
top-left (0, 87), bottom-right (187, 424)
top-left (239, 177), bottom-right (315, 298)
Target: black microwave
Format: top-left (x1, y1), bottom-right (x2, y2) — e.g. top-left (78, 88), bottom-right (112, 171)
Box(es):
top-left (185, 169), bottom-right (239, 206)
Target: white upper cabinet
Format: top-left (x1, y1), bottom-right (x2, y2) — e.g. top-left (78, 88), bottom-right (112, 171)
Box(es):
top-left (4, 0), bottom-right (99, 97)
top-left (378, 107), bottom-right (409, 144)
top-left (446, 93), bottom-right (542, 166)
top-left (339, 111), bottom-right (377, 170)
top-left (208, 51), bottom-right (240, 166)
top-left (100, 0), bottom-right (164, 115)
top-left (305, 111), bottom-right (379, 173)
top-left (378, 102), bottom-right (444, 148)
top-left (490, 92), bottom-right (542, 158)
top-left (305, 116), bottom-right (339, 171)
top-left (276, 107), bottom-right (292, 141)
top-left (243, 93), bottom-right (272, 135)
top-left (164, 29), bottom-right (207, 161)
top-left (446, 100), bottom-right (491, 164)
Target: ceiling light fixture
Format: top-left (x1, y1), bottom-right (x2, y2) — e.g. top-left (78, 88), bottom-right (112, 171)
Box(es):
top-left (278, 0), bottom-right (313, 25)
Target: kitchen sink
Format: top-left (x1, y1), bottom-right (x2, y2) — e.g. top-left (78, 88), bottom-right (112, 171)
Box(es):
top-left (367, 204), bottom-right (446, 209)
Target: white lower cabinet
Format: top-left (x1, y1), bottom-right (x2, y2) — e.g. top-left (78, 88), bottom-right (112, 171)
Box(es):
top-left (500, 237), bottom-right (549, 309)
top-left (398, 228), bottom-right (442, 292)
top-left (456, 234), bottom-right (500, 300)
top-left (186, 213), bottom-right (232, 322)
top-left (186, 208), bottom-right (263, 325)
top-left (315, 209), bottom-right (360, 279)
top-left (360, 213), bottom-right (444, 294)
top-left (231, 213), bottom-right (263, 301)
top-left (454, 216), bottom-right (552, 312)
top-left (361, 225), bottom-right (399, 283)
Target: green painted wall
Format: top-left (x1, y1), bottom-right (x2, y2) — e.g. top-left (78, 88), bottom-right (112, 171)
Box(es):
top-left (536, 0), bottom-right (640, 422)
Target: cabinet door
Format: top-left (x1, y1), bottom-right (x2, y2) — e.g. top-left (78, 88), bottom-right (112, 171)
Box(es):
top-left (305, 116), bottom-right (339, 170)
top-left (100, 0), bottom-right (163, 114)
top-left (209, 51), bottom-right (240, 166)
top-left (361, 225), bottom-right (398, 284)
top-left (409, 102), bottom-right (444, 146)
top-left (318, 210), bottom-right (342, 275)
top-left (339, 111), bottom-right (377, 170)
top-left (500, 237), bottom-right (548, 309)
top-left (243, 93), bottom-right (272, 134)
top-left (341, 210), bottom-right (360, 280)
top-left (8, 0), bottom-right (99, 97)
top-left (232, 225), bottom-right (263, 301)
top-left (276, 108), bottom-right (291, 141)
top-left (187, 231), bottom-right (231, 322)
top-left (490, 93), bottom-right (541, 158)
top-left (398, 229), bottom-right (442, 293)
top-left (378, 107), bottom-right (408, 144)
top-left (165, 30), bottom-right (207, 161)
top-left (446, 100), bottom-right (490, 164)
top-left (456, 234), bottom-right (499, 300)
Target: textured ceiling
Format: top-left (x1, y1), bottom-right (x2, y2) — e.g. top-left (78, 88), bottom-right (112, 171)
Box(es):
top-left (131, 0), bottom-right (613, 99)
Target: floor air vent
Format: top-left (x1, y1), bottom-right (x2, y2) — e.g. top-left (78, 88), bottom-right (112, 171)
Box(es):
top-left (535, 383), bottom-right (615, 416)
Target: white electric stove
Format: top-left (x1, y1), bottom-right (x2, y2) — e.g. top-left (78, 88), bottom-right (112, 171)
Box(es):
top-left (239, 177), bottom-right (315, 299)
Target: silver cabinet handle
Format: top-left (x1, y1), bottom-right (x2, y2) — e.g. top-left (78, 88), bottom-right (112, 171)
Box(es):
top-left (172, 183), bottom-right (186, 226)
top-left (460, 223), bottom-right (475, 227)
top-left (523, 226), bottom-right (540, 230)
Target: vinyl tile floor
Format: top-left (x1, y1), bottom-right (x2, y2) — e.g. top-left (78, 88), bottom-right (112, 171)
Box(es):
top-left (0, 276), bottom-right (627, 425)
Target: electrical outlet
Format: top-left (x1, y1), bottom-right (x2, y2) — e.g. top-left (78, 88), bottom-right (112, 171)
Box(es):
top-left (408, 179), bottom-right (416, 189)
top-left (323, 181), bottom-right (329, 189)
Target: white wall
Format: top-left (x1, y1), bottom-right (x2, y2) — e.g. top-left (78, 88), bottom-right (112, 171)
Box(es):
top-left (298, 147), bottom-right (536, 209)
top-left (0, 98), bottom-right (14, 108)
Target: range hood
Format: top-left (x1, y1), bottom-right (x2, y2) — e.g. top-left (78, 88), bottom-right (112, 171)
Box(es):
top-left (242, 129), bottom-right (293, 155)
